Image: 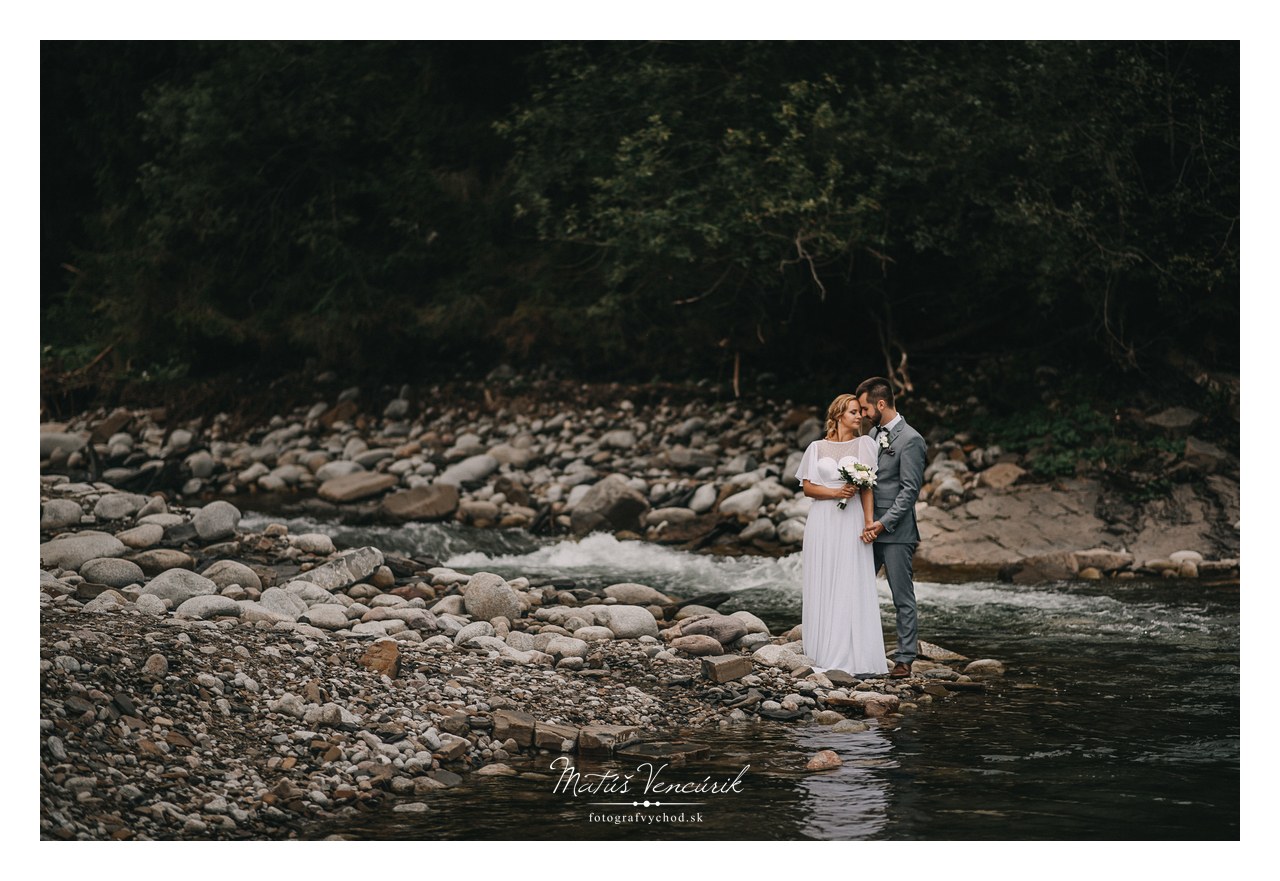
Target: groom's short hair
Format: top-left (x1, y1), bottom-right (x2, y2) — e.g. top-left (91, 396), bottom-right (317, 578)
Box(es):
top-left (856, 376), bottom-right (895, 407)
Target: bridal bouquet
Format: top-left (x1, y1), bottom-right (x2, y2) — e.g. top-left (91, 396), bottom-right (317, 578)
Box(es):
top-left (836, 463), bottom-right (877, 509)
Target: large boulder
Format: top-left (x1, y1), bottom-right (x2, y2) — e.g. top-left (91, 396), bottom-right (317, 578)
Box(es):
top-left (259, 587), bottom-right (307, 621)
top-left (570, 474), bottom-right (649, 535)
top-left (140, 568), bottom-right (217, 606)
top-left (41, 532), bottom-right (126, 570)
top-left (193, 500), bottom-right (242, 541)
top-left (463, 572), bottom-right (523, 622)
top-left (381, 483), bottom-right (460, 521)
top-left (41, 500), bottom-right (84, 531)
top-left (718, 486), bottom-right (764, 519)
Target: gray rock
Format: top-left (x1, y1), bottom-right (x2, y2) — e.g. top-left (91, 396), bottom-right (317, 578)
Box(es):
top-left (163, 428), bottom-right (194, 455)
top-left (728, 610), bottom-right (771, 635)
top-left (1184, 437), bottom-right (1231, 471)
top-left (354, 448), bottom-right (395, 469)
top-left (380, 484), bottom-right (460, 521)
top-left (1146, 406), bottom-right (1201, 436)
top-left (300, 604), bottom-right (352, 630)
top-left (293, 533), bottom-right (336, 555)
top-left (175, 594), bottom-right (243, 619)
top-left (671, 634), bottom-right (725, 656)
top-left (602, 582), bottom-right (671, 605)
top-left (680, 614), bottom-right (748, 645)
top-left (140, 568), bottom-right (218, 605)
top-left (201, 559), bottom-right (263, 592)
top-left (41, 532), bottom-right (127, 570)
top-left (83, 591), bottom-right (126, 613)
top-left (740, 517), bottom-right (777, 541)
top-left (191, 500), bottom-right (242, 542)
top-left (600, 429), bottom-right (637, 449)
top-left (135, 594), bottom-right (169, 616)
top-left (384, 398), bottom-right (411, 419)
top-left (185, 450), bottom-right (215, 479)
top-left (41, 499), bottom-right (84, 531)
top-left (92, 492), bottom-right (148, 521)
top-left (258, 587), bottom-right (307, 621)
top-left (488, 443), bottom-right (533, 469)
top-left (603, 605), bottom-right (659, 639)
top-left (301, 546), bottom-right (384, 592)
top-left (570, 474), bottom-right (650, 535)
top-left (136, 496), bottom-right (168, 518)
top-left (689, 483), bottom-right (719, 514)
top-left (315, 460), bottom-right (365, 482)
top-left (115, 523), bottom-right (164, 549)
top-left (437, 454), bottom-right (500, 486)
top-left (463, 572), bottom-right (523, 622)
top-left (238, 601), bottom-right (291, 624)
top-left (777, 519), bottom-right (807, 544)
top-left (1072, 548), bottom-right (1134, 572)
top-left (545, 635), bottom-right (590, 658)
top-left (79, 557), bottom-right (145, 588)
top-left (284, 581), bottom-right (338, 607)
top-left (454, 620), bottom-right (496, 645)
top-left (41, 431), bottom-right (88, 459)
top-left (719, 486), bottom-right (764, 518)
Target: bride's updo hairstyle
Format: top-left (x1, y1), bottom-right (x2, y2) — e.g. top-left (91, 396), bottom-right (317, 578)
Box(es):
top-left (824, 393), bottom-right (861, 439)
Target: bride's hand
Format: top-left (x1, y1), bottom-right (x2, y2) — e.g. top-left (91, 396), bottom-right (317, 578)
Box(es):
top-left (836, 484), bottom-right (856, 499)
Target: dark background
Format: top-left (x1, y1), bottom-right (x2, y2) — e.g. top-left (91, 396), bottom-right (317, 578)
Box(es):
top-left (41, 40), bottom-right (1238, 410)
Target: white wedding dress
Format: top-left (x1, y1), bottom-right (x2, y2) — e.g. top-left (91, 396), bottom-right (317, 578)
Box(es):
top-left (795, 435), bottom-right (889, 676)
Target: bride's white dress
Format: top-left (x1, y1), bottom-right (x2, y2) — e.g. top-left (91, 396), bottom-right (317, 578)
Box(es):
top-left (795, 435), bottom-right (888, 676)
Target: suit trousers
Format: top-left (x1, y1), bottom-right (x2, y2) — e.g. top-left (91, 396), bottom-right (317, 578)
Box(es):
top-left (873, 540), bottom-right (918, 664)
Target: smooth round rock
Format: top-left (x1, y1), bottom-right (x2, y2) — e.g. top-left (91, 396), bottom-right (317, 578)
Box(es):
top-left (140, 568), bottom-right (217, 605)
top-left (175, 594), bottom-right (243, 619)
top-left (201, 559), bottom-right (263, 592)
top-left (79, 557), bottom-right (145, 588)
top-left (115, 523), bottom-right (165, 549)
top-left (193, 500), bottom-right (242, 541)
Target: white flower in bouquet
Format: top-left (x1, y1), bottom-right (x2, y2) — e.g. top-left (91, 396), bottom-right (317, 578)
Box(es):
top-left (835, 463), bottom-right (876, 509)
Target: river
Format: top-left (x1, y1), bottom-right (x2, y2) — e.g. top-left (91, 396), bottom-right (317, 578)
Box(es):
top-left (245, 515), bottom-right (1240, 840)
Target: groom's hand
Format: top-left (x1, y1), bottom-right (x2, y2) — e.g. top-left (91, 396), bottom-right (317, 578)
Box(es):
top-left (861, 521), bottom-right (885, 543)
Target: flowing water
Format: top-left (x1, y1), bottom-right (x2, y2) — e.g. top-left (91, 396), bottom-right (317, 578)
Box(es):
top-left (246, 514), bottom-right (1240, 840)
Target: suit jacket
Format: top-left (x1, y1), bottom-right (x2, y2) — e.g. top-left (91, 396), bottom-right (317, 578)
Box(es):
top-left (872, 417), bottom-right (926, 545)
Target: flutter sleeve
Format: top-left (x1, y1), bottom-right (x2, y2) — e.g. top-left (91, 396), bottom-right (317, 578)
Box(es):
top-left (856, 435), bottom-right (879, 471)
top-left (794, 441), bottom-right (821, 484)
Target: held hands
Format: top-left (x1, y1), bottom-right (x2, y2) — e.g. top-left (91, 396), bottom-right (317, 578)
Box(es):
top-left (861, 520), bottom-right (884, 543)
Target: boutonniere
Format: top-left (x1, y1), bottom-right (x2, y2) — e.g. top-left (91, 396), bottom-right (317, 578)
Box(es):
top-left (878, 431), bottom-right (896, 456)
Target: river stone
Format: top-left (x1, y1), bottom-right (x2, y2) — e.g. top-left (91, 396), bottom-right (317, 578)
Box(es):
top-left (852, 692), bottom-right (901, 716)
top-left (359, 639), bottom-right (402, 677)
top-left (300, 604), bottom-right (352, 630)
top-left (1184, 437), bottom-right (1230, 471)
top-left (1072, 548), bottom-right (1134, 572)
top-left (41, 432), bottom-right (88, 459)
top-left (135, 594), bottom-right (168, 616)
top-left (753, 643), bottom-right (815, 671)
top-left (41, 499), bottom-right (84, 531)
top-left (671, 634), bottom-right (725, 656)
top-left (963, 659), bottom-right (1006, 675)
top-left (93, 492), bottom-right (148, 521)
top-left (79, 557), bottom-right (145, 588)
top-left (806, 749), bottom-right (842, 771)
top-left (238, 601), bottom-right (291, 624)
top-left (729, 610), bottom-right (771, 635)
top-left (570, 474), bottom-right (650, 535)
top-left (603, 605), bottom-right (659, 639)
top-left (380, 484), bottom-right (460, 521)
top-left (303, 546), bottom-right (384, 592)
top-left (130, 549), bottom-right (197, 575)
top-left (437, 454), bottom-right (500, 486)
top-left (603, 582), bottom-right (670, 605)
top-left (488, 443), bottom-right (534, 469)
top-left (193, 500), bottom-right (242, 541)
top-left (832, 719), bottom-right (869, 733)
top-left (462, 572), bottom-right (523, 622)
top-left (454, 621), bottom-right (496, 645)
top-left (1169, 550), bottom-right (1205, 563)
top-left (285, 581), bottom-right (338, 607)
top-left (544, 635), bottom-right (590, 659)
top-left (137, 513), bottom-right (184, 529)
top-left (978, 463), bottom-right (1026, 490)
top-left (185, 450), bottom-right (215, 479)
top-left (259, 587), bottom-right (307, 620)
top-left (777, 518), bottom-right (807, 544)
top-left (201, 559), bottom-right (263, 592)
top-left (674, 604), bottom-right (719, 620)
top-left (317, 472), bottom-right (398, 503)
top-left (293, 533), bottom-right (336, 555)
top-left (83, 590), bottom-right (126, 613)
top-left (315, 460), bottom-right (365, 482)
top-left (680, 614), bottom-right (748, 645)
top-left (689, 483), bottom-right (719, 514)
top-left (115, 523), bottom-right (164, 549)
top-left (573, 625), bottom-right (615, 642)
top-left (918, 640), bottom-right (968, 662)
top-left (140, 568), bottom-right (217, 605)
top-left (175, 594), bottom-right (242, 620)
top-left (740, 517), bottom-right (777, 541)
top-left (719, 486), bottom-right (764, 519)
top-left (1002, 551), bottom-right (1079, 584)
top-left (41, 532), bottom-right (127, 570)
top-left (1145, 406), bottom-right (1201, 436)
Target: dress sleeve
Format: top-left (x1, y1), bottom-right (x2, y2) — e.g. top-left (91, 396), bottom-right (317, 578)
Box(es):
top-left (794, 441), bottom-right (821, 484)
top-left (856, 435), bottom-right (879, 471)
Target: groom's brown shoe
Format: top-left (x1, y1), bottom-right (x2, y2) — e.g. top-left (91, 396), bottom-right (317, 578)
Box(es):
top-left (888, 662), bottom-right (911, 679)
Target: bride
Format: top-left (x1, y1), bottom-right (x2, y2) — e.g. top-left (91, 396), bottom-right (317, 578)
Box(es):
top-left (794, 393), bottom-right (889, 677)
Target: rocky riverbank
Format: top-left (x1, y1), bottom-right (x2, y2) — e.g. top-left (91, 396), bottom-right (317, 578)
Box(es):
top-left (39, 377), bottom-right (1240, 585)
top-left (40, 481), bottom-right (996, 840)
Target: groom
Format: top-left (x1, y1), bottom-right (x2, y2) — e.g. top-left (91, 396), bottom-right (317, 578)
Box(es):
top-left (857, 377), bottom-right (927, 679)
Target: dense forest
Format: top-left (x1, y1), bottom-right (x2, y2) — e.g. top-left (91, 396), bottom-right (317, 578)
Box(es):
top-left (41, 41), bottom-right (1238, 401)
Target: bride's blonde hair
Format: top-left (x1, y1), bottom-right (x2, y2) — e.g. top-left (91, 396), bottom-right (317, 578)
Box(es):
top-left (824, 393), bottom-right (862, 439)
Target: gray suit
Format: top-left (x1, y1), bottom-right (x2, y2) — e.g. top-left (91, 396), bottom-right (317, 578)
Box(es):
top-left (870, 417), bottom-right (926, 665)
